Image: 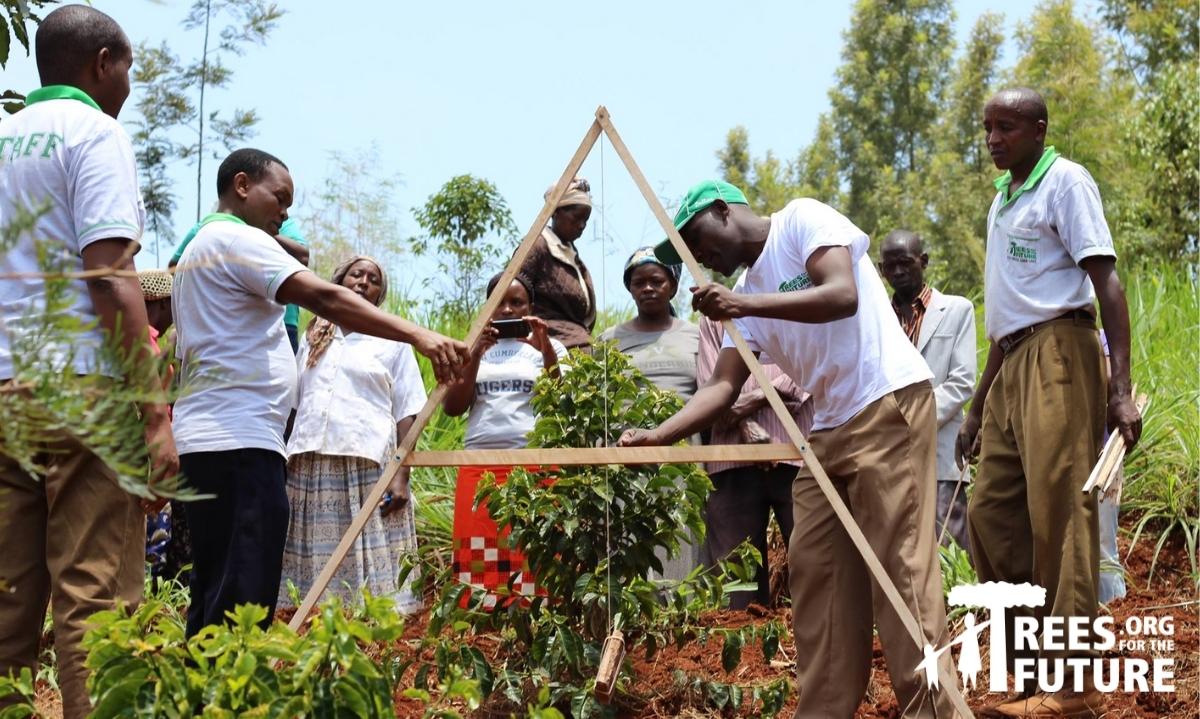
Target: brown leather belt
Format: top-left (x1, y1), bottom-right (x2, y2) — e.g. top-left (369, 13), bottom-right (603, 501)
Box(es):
top-left (997, 308), bottom-right (1095, 355)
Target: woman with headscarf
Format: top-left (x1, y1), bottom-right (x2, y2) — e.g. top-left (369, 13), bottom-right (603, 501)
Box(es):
top-left (521, 177), bottom-right (596, 350)
top-left (599, 247), bottom-right (700, 401)
top-left (278, 256), bottom-right (426, 614)
top-left (600, 247), bottom-right (701, 583)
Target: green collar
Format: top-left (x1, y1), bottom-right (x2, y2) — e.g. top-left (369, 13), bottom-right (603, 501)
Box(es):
top-left (199, 212), bottom-right (247, 228)
top-left (24, 85), bottom-right (102, 112)
top-left (993, 146), bottom-right (1059, 209)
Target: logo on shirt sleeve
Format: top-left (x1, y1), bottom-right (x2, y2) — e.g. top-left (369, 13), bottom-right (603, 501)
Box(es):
top-left (778, 273), bottom-right (813, 292)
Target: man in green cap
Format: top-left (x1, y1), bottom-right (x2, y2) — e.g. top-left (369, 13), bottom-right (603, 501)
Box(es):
top-left (620, 181), bottom-right (961, 718)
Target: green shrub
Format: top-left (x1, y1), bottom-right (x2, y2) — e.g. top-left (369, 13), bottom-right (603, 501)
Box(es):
top-left (401, 343), bottom-right (787, 717)
top-left (80, 594), bottom-right (424, 718)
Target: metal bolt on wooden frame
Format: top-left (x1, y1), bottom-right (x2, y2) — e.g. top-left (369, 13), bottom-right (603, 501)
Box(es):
top-left (288, 107), bottom-right (972, 717)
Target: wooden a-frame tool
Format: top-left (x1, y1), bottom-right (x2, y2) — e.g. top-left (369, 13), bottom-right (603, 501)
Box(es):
top-left (288, 106), bottom-right (972, 717)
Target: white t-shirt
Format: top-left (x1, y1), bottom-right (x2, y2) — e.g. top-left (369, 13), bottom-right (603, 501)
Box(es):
top-left (0, 91), bottom-right (145, 379)
top-left (465, 338), bottom-right (567, 449)
top-left (722, 199), bottom-right (932, 431)
top-left (984, 153), bottom-right (1115, 341)
top-left (288, 328), bottom-right (427, 465)
top-left (172, 215), bottom-right (308, 456)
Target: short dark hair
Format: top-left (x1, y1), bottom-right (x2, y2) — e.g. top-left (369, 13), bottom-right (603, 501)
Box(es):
top-left (35, 5), bottom-right (130, 85)
top-left (486, 271), bottom-right (535, 304)
top-left (216, 148), bottom-right (288, 196)
top-left (991, 87), bottom-right (1049, 124)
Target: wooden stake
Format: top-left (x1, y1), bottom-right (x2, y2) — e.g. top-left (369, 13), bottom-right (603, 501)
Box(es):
top-left (594, 107), bottom-right (973, 716)
top-left (1082, 392), bottom-right (1149, 494)
top-left (594, 629), bottom-right (626, 704)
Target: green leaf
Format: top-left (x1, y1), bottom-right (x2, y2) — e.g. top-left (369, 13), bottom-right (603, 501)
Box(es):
top-left (0, 15), bottom-right (10, 69)
top-left (720, 632), bottom-right (743, 673)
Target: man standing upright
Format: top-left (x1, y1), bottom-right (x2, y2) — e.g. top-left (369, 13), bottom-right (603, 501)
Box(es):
top-left (958, 87), bottom-right (1141, 717)
top-left (0, 7), bottom-right (178, 718)
top-left (879, 230), bottom-right (976, 553)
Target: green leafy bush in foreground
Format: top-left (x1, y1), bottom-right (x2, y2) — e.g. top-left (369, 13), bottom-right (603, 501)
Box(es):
top-left (401, 344), bottom-right (790, 718)
top-left (79, 595), bottom-right (426, 718)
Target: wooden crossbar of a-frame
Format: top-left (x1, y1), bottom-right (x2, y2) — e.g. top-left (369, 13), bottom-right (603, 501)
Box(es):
top-left (403, 444), bottom-right (802, 466)
top-left (289, 107), bottom-right (973, 717)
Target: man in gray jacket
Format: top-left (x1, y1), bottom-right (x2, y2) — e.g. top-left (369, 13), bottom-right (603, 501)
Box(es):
top-left (880, 230), bottom-right (976, 552)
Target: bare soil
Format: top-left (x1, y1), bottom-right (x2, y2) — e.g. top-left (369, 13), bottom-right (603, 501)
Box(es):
top-left (32, 519), bottom-right (1197, 718)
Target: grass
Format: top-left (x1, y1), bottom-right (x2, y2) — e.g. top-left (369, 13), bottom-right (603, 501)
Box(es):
top-left (1120, 267), bottom-right (1199, 582)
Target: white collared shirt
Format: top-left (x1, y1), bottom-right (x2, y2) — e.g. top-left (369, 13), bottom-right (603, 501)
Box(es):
top-left (172, 218), bottom-right (308, 456)
top-left (0, 96), bottom-right (144, 379)
top-left (723, 199), bottom-right (932, 431)
top-left (288, 328), bottom-right (427, 465)
top-left (984, 156), bottom-right (1115, 341)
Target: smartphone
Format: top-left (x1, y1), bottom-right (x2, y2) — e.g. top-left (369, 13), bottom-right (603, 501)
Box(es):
top-left (491, 318), bottom-right (531, 339)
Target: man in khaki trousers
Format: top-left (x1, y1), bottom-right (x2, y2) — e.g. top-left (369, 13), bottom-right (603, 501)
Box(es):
top-left (620, 180), bottom-right (961, 718)
top-left (959, 88), bottom-right (1141, 718)
top-left (0, 7), bottom-right (178, 717)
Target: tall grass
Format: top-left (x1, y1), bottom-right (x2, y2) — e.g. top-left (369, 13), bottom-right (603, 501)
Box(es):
top-left (1120, 267), bottom-right (1199, 581)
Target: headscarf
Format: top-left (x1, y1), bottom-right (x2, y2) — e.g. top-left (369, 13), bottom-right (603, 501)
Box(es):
top-left (305, 255), bottom-right (388, 369)
top-left (486, 271), bottom-right (536, 305)
top-left (622, 246), bottom-right (681, 290)
top-left (622, 246), bottom-right (681, 317)
top-left (545, 177), bottom-right (592, 209)
top-left (139, 269), bottom-right (172, 300)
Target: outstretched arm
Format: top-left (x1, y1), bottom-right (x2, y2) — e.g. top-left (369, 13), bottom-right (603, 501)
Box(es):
top-left (618, 346), bottom-right (750, 446)
top-left (276, 271), bottom-right (469, 384)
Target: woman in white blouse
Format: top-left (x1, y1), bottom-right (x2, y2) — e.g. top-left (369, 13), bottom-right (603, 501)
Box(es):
top-left (279, 256), bottom-right (426, 614)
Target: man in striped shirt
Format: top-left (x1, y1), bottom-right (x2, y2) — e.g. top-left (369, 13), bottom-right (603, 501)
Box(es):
top-left (879, 230), bottom-right (977, 553)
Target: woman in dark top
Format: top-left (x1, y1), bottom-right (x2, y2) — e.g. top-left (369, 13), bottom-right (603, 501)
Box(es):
top-left (521, 177), bottom-right (596, 349)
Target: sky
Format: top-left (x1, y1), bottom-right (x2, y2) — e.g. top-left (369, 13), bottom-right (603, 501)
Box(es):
top-left (5, 0), bottom-right (1054, 312)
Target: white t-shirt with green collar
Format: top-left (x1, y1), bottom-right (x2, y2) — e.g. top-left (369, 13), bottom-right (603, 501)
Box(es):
top-left (0, 85), bottom-right (145, 379)
top-left (172, 213), bottom-right (309, 456)
top-left (984, 147), bottom-right (1116, 341)
top-left (722, 198), bottom-right (932, 431)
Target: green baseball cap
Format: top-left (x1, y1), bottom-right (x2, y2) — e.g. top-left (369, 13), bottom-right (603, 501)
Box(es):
top-left (654, 180), bottom-right (749, 264)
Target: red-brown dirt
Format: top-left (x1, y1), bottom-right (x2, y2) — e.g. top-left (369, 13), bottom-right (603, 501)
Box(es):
top-left (32, 521), bottom-right (1198, 717)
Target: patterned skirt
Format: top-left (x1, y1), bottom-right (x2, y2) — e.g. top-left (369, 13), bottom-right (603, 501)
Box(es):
top-left (452, 465), bottom-right (540, 608)
top-left (278, 452), bottom-right (421, 614)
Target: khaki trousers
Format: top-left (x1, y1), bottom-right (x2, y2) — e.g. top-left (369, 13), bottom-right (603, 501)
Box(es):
top-left (0, 430), bottom-right (144, 719)
top-left (968, 320), bottom-right (1104, 677)
top-left (788, 382), bottom-right (959, 718)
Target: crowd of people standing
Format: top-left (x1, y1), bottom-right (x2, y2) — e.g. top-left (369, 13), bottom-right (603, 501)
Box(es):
top-left (0, 6), bottom-right (1142, 719)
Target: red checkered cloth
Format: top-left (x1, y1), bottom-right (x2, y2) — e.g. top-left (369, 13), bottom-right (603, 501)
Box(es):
top-left (452, 465), bottom-right (542, 608)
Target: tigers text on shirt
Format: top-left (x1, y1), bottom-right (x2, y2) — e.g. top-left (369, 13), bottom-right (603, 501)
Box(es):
top-left (722, 198), bottom-right (931, 431)
top-left (465, 338), bottom-right (567, 450)
top-left (0, 91), bottom-right (144, 379)
top-left (984, 150), bottom-right (1115, 341)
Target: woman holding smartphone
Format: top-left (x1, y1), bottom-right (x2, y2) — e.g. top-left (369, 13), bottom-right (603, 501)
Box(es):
top-left (443, 272), bottom-right (566, 605)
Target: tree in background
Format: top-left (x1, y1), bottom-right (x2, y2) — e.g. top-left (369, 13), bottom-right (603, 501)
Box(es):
top-left (412, 175), bottom-right (517, 321)
top-left (0, 0), bottom-right (57, 117)
top-left (828, 0), bottom-right (956, 238)
top-left (132, 1), bottom-right (285, 255)
top-left (1102, 0), bottom-right (1199, 262)
top-left (917, 11), bottom-right (1005, 294)
top-left (299, 146), bottom-right (407, 283)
